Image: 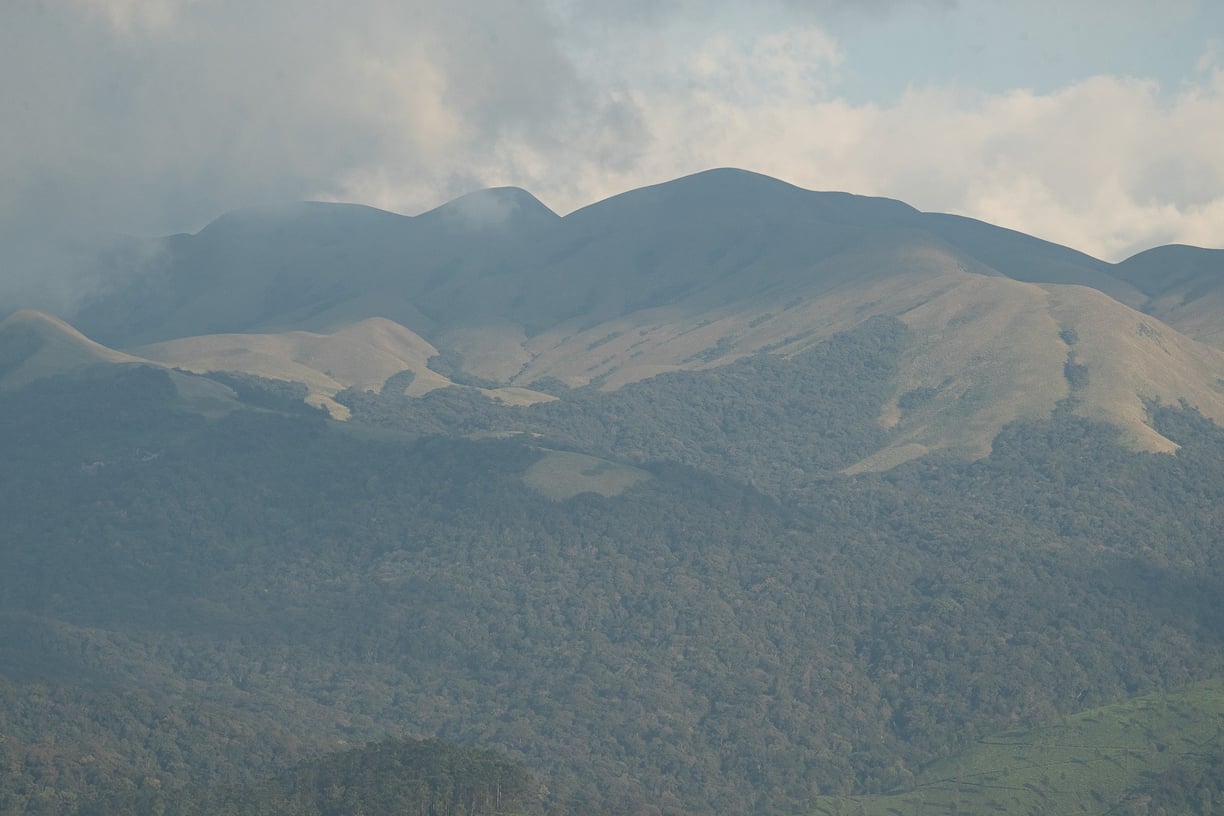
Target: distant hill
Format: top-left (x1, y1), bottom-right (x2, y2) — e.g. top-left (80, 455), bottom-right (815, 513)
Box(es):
top-left (1112, 244), bottom-right (1224, 347)
top-left (0, 310), bottom-right (281, 418)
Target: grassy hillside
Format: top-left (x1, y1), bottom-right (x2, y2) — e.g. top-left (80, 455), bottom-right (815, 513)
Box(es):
top-left (812, 680), bottom-right (1224, 816)
top-left (340, 312), bottom-right (1224, 487)
top-left (521, 450), bottom-right (651, 499)
top-left (133, 317), bottom-right (449, 419)
top-left (133, 318), bottom-right (555, 419)
top-left (0, 310), bottom-right (149, 390)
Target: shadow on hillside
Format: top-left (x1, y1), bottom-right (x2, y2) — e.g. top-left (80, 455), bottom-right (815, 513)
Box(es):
top-left (1100, 554), bottom-right (1224, 651)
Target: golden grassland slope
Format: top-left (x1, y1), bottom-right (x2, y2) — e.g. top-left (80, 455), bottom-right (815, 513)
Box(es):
top-left (132, 317), bottom-right (441, 419)
top-left (0, 310), bottom-right (150, 390)
top-left (0, 310), bottom-right (242, 415)
top-left (440, 236), bottom-right (1224, 467)
top-left (132, 317), bottom-right (554, 419)
top-left (856, 279), bottom-right (1224, 468)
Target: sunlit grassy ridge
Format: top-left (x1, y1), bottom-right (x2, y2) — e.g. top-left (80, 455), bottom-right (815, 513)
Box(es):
top-left (133, 317), bottom-right (553, 419)
top-left (0, 310), bottom-right (149, 390)
top-left (131, 317), bottom-right (448, 420)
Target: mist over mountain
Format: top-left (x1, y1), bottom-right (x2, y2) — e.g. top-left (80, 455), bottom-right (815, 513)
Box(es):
top-left (70, 169), bottom-right (1152, 346)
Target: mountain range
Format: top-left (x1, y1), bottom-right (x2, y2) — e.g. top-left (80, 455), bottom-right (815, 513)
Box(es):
top-left (2, 169), bottom-right (1224, 815)
top-left (10, 167), bottom-right (1224, 468)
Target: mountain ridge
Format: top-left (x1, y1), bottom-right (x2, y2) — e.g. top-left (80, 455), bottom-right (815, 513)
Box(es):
top-left (62, 169), bottom-right (1220, 348)
top-left (10, 168), bottom-right (1224, 464)
top-left (0, 309), bottom-right (151, 390)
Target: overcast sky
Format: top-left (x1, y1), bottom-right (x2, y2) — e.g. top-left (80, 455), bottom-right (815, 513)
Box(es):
top-left (2, 0), bottom-right (1222, 310)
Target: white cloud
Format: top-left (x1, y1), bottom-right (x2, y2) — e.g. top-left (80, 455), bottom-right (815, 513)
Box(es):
top-left (317, 19), bottom-right (1224, 262)
top-left (1, 2), bottom-right (1222, 317)
top-left (453, 32), bottom-right (1224, 262)
top-left (66, 0), bottom-right (186, 35)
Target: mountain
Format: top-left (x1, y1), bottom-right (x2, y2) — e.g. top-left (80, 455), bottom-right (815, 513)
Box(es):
top-left (1112, 244), bottom-right (1224, 347)
top-left (5, 169), bottom-right (1224, 815)
top-left (53, 169), bottom-right (1224, 463)
top-left (70, 189), bottom-right (560, 347)
top-left (71, 169), bottom-right (1130, 349)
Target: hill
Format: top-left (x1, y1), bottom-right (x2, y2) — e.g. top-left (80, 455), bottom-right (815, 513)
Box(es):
top-left (51, 169), bottom-right (1224, 462)
top-left (337, 309), bottom-right (1224, 483)
top-left (1112, 244), bottom-right (1224, 348)
top-left (0, 310), bottom-right (246, 417)
top-left (0, 309), bottom-right (148, 390)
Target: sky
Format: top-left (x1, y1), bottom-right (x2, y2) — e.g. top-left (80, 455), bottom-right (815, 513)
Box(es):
top-left (2, 0), bottom-right (1222, 311)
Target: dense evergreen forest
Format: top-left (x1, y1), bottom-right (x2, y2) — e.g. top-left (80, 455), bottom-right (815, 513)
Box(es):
top-left (2, 325), bottom-right (1224, 813)
top-left (77, 738), bottom-right (539, 816)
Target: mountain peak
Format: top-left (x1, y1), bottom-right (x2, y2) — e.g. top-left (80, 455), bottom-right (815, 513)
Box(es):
top-left (418, 186), bottom-right (558, 231)
top-left (1113, 244), bottom-right (1224, 297)
top-left (566, 166), bottom-right (919, 227)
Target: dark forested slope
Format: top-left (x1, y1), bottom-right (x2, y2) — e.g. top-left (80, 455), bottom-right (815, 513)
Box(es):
top-left (2, 359), bottom-right (1224, 814)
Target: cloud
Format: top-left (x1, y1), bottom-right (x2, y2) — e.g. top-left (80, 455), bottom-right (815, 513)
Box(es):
top-left (3, 1), bottom-right (581, 214)
top-left (66, 0), bottom-right (185, 35)
top-left (0, 0), bottom-right (587, 312)
top-left (1, 1), bottom-right (1221, 317)
top-left (448, 26), bottom-right (1224, 262)
top-left (473, 31), bottom-right (1223, 262)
